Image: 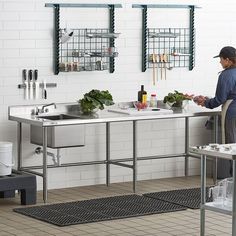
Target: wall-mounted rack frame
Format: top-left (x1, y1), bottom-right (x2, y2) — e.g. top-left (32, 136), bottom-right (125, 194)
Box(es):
top-left (132, 4), bottom-right (200, 72)
top-left (45, 3), bottom-right (122, 75)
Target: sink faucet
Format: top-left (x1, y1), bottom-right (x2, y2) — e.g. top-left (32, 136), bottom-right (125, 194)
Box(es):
top-left (41, 103), bottom-right (57, 113)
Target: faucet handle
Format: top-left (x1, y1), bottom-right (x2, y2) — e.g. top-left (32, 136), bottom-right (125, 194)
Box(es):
top-left (31, 107), bottom-right (40, 116)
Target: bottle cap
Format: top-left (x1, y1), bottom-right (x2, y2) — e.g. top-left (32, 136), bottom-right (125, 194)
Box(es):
top-left (151, 94), bottom-right (156, 96)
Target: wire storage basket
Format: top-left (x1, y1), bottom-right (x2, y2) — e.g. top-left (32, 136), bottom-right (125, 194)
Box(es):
top-left (59, 28), bottom-right (119, 72)
top-left (147, 27), bottom-right (194, 69)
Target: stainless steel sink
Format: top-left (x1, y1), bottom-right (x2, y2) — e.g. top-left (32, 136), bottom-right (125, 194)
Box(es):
top-left (37, 114), bottom-right (79, 120)
top-left (31, 114), bottom-right (85, 148)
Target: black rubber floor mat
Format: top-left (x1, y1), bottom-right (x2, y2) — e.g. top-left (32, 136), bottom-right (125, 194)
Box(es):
top-left (143, 187), bottom-right (212, 209)
top-left (13, 194), bottom-right (186, 226)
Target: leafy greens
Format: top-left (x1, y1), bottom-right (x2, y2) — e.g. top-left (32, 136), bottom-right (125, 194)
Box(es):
top-left (79, 89), bottom-right (114, 114)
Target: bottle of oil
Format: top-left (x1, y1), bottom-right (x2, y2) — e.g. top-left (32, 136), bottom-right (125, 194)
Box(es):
top-left (138, 85), bottom-right (146, 102)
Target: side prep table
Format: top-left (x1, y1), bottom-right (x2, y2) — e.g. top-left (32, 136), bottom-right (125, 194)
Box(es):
top-left (189, 144), bottom-right (236, 236)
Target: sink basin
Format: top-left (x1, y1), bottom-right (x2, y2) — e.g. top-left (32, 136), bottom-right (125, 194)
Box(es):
top-left (31, 113), bottom-right (85, 148)
top-left (38, 114), bottom-right (79, 120)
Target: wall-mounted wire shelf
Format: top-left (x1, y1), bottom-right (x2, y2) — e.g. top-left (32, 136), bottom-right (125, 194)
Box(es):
top-left (147, 28), bottom-right (193, 69)
top-left (59, 28), bottom-right (119, 72)
top-left (132, 4), bottom-right (197, 72)
top-left (86, 32), bottom-right (120, 39)
top-left (45, 3), bottom-right (121, 74)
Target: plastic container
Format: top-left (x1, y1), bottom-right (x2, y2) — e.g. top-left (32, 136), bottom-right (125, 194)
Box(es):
top-left (224, 178), bottom-right (233, 208)
top-left (0, 142), bottom-right (14, 176)
top-left (209, 185), bottom-right (225, 206)
top-left (150, 94), bottom-right (157, 107)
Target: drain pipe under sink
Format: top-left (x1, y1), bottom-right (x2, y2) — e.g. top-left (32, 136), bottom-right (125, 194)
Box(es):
top-left (35, 147), bottom-right (61, 166)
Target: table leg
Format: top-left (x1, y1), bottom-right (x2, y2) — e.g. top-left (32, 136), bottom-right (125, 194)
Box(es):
top-left (42, 127), bottom-right (48, 203)
top-left (232, 160), bottom-right (236, 235)
top-left (133, 121), bottom-right (137, 193)
top-left (185, 117), bottom-right (189, 176)
top-left (17, 122), bottom-right (22, 171)
top-left (201, 154), bottom-right (206, 236)
top-left (106, 122), bottom-right (110, 186)
top-left (212, 115), bottom-right (219, 184)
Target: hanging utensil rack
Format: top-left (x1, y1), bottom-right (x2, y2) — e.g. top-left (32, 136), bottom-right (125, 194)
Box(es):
top-left (45, 3), bottom-right (122, 75)
top-left (132, 4), bottom-right (200, 72)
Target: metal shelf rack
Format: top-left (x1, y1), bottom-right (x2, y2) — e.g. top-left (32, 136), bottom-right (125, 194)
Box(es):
top-left (58, 28), bottom-right (119, 72)
top-left (45, 3), bottom-right (122, 75)
top-left (147, 27), bottom-right (192, 69)
top-left (132, 4), bottom-right (200, 72)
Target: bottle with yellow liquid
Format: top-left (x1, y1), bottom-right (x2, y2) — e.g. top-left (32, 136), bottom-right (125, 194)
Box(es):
top-left (138, 85), bottom-right (145, 102)
top-left (142, 91), bottom-right (147, 103)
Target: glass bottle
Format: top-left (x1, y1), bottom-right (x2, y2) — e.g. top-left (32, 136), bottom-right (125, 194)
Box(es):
top-left (138, 85), bottom-right (146, 102)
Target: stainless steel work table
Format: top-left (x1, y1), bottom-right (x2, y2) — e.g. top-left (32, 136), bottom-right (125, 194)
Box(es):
top-left (9, 103), bottom-right (220, 203)
top-left (189, 145), bottom-right (236, 236)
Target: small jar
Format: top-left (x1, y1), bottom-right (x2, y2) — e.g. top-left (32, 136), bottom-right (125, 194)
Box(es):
top-left (150, 94), bottom-right (157, 107)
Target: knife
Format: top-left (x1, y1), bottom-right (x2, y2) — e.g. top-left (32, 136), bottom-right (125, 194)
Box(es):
top-left (28, 69), bottom-right (33, 99)
top-left (34, 69), bottom-right (39, 99)
top-left (42, 80), bottom-right (47, 99)
top-left (23, 69), bottom-right (29, 100)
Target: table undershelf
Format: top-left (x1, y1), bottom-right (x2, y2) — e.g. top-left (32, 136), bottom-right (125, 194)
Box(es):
top-left (204, 202), bottom-right (232, 216)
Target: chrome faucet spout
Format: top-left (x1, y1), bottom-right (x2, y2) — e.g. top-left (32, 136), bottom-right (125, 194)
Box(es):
top-left (41, 103), bottom-right (57, 113)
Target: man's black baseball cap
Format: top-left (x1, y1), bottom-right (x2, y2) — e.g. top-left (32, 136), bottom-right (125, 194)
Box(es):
top-left (213, 46), bottom-right (236, 58)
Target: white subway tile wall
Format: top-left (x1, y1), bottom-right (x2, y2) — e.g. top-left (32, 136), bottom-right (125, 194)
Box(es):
top-left (1, 0), bottom-right (235, 190)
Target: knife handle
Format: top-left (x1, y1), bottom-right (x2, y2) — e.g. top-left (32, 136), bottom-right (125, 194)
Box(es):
top-left (22, 69), bottom-right (27, 82)
top-left (42, 80), bottom-right (47, 99)
top-left (28, 69), bottom-right (33, 81)
top-left (34, 69), bottom-right (38, 81)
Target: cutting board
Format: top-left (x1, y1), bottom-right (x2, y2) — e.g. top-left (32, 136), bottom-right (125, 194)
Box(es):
top-left (108, 107), bottom-right (173, 116)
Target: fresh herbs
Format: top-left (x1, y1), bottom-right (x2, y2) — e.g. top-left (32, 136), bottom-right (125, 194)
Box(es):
top-left (79, 89), bottom-right (114, 114)
top-left (163, 90), bottom-right (193, 107)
